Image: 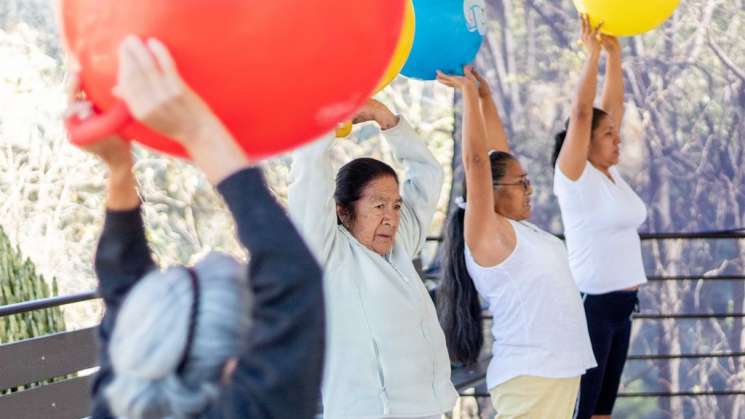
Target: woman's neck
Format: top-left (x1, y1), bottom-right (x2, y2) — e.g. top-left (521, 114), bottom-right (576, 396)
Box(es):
top-left (589, 160), bottom-right (613, 182)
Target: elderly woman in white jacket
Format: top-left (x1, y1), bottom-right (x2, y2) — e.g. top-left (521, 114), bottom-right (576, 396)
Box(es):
top-left (289, 99), bottom-right (457, 419)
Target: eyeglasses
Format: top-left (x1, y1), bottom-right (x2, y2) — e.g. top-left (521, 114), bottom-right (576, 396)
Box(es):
top-left (494, 177), bottom-right (531, 190)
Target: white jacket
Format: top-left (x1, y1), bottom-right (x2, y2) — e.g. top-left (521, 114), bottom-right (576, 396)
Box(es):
top-left (288, 119), bottom-right (457, 419)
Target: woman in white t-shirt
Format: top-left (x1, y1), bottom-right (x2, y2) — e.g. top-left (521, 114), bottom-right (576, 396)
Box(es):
top-left (436, 66), bottom-right (595, 419)
top-left (552, 16), bottom-right (647, 419)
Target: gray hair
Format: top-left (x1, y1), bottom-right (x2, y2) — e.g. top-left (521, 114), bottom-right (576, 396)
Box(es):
top-left (105, 252), bottom-right (249, 419)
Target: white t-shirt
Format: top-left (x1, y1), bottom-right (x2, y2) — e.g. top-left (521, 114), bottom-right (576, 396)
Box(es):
top-left (553, 164), bottom-right (648, 294)
top-left (465, 220), bottom-right (596, 390)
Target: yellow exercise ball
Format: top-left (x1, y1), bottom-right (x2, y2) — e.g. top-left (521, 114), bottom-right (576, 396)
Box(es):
top-left (573, 0), bottom-right (681, 37)
top-left (335, 121), bottom-right (353, 138)
top-left (374, 0), bottom-right (415, 92)
top-left (336, 0), bottom-right (415, 138)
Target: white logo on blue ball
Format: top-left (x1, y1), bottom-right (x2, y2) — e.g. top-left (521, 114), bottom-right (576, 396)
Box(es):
top-left (464, 0), bottom-right (487, 35)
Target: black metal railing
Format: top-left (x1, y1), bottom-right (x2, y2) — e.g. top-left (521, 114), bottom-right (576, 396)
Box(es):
top-left (0, 290), bottom-right (98, 317)
top-left (3, 230), bottom-right (745, 401)
top-left (426, 230), bottom-right (745, 400)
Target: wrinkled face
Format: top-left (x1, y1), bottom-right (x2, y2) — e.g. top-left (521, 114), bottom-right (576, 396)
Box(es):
top-left (338, 176), bottom-right (401, 256)
top-left (589, 116), bottom-right (621, 168)
top-left (493, 159), bottom-right (533, 221)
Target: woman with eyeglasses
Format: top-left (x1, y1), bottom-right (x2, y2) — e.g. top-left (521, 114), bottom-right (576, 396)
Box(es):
top-left (552, 16), bottom-right (647, 419)
top-left (435, 66), bottom-right (595, 418)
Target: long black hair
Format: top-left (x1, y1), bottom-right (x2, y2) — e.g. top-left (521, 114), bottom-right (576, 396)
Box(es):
top-left (437, 151), bottom-right (514, 365)
top-left (334, 158), bottom-right (398, 225)
top-left (552, 107), bottom-right (609, 167)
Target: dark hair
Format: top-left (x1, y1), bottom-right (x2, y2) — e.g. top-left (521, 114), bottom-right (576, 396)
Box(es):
top-left (334, 158), bottom-right (398, 225)
top-left (437, 151), bottom-right (514, 365)
top-left (552, 107), bottom-right (609, 167)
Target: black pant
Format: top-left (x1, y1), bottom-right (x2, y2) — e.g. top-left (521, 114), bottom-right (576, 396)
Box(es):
top-left (575, 290), bottom-right (639, 419)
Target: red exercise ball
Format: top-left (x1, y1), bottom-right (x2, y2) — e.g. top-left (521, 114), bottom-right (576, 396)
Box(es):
top-left (61, 0), bottom-right (406, 159)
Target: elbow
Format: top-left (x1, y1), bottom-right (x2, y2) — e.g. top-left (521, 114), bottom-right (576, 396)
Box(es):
top-left (570, 105), bottom-right (593, 123)
top-left (463, 153), bottom-right (488, 172)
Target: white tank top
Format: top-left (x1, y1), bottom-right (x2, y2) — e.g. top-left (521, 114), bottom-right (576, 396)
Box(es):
top-left (465, 220), bottom-right (596, 390)
top-left (553, 164), bottom-right (648, 294)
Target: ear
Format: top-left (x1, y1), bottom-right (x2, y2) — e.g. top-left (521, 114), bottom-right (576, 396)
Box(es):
top-left (336, 204), bottom-right (349, 225)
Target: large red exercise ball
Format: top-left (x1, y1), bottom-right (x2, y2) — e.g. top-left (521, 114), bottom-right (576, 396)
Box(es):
top-left (61, 0), bottom-right (406, 159)
top-left (401, 0), bottom-right (486, 80)
top-left (573, 0), bottom-right (681, 37)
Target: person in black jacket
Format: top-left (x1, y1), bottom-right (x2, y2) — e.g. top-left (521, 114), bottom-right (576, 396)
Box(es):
top-left (74, 35), bottom-right (325, 419)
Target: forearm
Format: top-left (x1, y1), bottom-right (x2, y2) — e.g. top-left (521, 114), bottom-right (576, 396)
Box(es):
top-left (572, 50), bottom-right (601, 117)
top-left (178, 114), bottom-right (252, 185)
top-left (479, 93), bottom-right (510, 153)
top-left (601, 50), bottom-right (625, 123)
top-left (105, 164), bottom-right (139, 211)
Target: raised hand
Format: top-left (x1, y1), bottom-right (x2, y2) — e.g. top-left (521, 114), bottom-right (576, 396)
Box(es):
top-left (471, 68), bottom-right (492, 99)
top-left (66, 75), bottom-right (133, 171)
top-left (436, 65), bottom-right (479, 94)
top-left (601, 35), bottom-right (621, 57)
top-left (113, 36), bottom-right (218, 145)
top-left (579, 13), bottom-right (603, 56)
top-left (113, 35), bottom-right (251, 184)
top-left (351, 98), bottom-right (399, 130)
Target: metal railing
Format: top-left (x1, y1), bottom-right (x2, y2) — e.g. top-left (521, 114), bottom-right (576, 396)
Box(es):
top-left (0, 290), bottom-right (98, 317)
top-left (426, 230), bottom-right (745, 399)
top-left (3, 230), bottom-right (745, 401)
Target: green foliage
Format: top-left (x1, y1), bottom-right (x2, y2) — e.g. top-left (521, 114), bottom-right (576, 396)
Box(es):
top-left (0, 226), bottom-right (68, 394)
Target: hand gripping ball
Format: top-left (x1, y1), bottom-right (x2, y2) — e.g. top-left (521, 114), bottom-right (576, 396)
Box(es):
top-left (573, 0), bottom-right (681, 37)
top-left (61, 0), bottom-right (406, 159)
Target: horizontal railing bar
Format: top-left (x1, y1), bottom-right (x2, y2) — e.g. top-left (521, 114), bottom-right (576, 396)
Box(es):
top-left (462, 390), bottom-right (745, 399)
top-left (634, 313), bottom-right (745, 320)
top-left (481, 313), bottom-right (745, 320)
top-left (628, 352), bottom-right (745, 361)
top-left (424, 275), bottom-right (745, 282)
top-left (427, 230), bottom-right (745, 243)
top-left (617, 390), bottom-right (745, 398)
top-left (0, 291), bottom-right (98, 317)
top-left (647, 275), bottom-right (745, 281)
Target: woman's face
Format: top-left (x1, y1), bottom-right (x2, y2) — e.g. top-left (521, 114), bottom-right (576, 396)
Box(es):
top-left (589, 116), bottom-right (621, 168)
top-left (493, 159), bottom-right (533, 221)
top-left (338, 175), bottom-right (401, 256)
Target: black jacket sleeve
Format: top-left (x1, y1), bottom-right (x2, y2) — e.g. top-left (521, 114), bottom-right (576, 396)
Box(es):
top-left (204, 167), bottom-right (325, 419)
top-left (90, 207), bottom-right (156, 419)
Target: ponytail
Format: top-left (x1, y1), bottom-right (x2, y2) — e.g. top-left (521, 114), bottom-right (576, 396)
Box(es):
top-left (552, 107), bottom-right (610, 168)
top-left (436, 206), bottom-right (483, 366)
top-left (552, 130), bottom-right (568, 168)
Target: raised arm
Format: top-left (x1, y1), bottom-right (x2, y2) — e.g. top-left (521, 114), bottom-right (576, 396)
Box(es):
top-left (473, 69), bottom-right (510, 154)
top-left (110, 35), bottom-right (325, 419)
top-left (557, 14), bottom-right (603, 180)
top-left (438, 67), bottom-right (511, 266)
top-left (81, 138), bottom-right (155, 419)
top-left (600, 36), bottom-right (624, 130)
top-left (213, 168), bottom-right (325, 419)
top-left (382, 115), bottom-right (444, 257)
top-left (287, 133), bottom-right (338, 265)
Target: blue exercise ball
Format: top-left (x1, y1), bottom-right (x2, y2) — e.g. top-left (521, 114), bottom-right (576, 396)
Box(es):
top-left (402, 0), bottom-right (487, 80)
